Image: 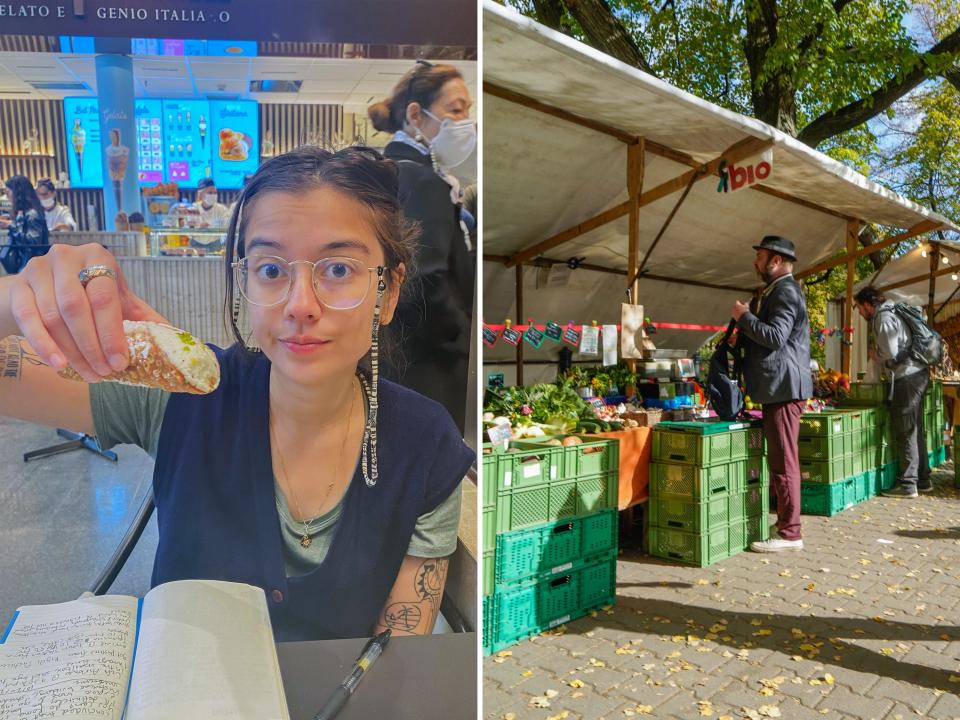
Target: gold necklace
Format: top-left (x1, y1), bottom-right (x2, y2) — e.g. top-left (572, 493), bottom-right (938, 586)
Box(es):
top-left (271, 378), bottom-right (356, 549)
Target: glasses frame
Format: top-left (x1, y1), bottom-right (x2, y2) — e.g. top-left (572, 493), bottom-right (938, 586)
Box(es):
top-left (231, 254), bottom-right (387, 310)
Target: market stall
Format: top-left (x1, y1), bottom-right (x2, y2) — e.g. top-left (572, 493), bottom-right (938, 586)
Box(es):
top-left (481, 0), bottom-right (958, 655)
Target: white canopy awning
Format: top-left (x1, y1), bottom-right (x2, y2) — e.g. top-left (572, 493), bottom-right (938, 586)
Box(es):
top-left (850, 240), bottom-right (960, 308)
top-left (482, 1), bottom-right (958, 365)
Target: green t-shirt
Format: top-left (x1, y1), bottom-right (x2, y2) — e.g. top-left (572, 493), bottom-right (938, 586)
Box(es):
top-left (89, 383), bottom-right (463, 577)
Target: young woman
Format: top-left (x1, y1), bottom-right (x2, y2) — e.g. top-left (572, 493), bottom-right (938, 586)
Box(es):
top-left (36, 178), bottom-right (79, 232)
top-left (0, 147), bottom-right (474, 641)
top-left (1, 175), bottom-right (50, 274)
top-left (368, 62), bottom-right (476, 433)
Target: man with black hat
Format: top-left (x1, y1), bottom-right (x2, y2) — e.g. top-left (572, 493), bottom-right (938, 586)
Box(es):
top-left (732, 236), bottom-right (812, 552)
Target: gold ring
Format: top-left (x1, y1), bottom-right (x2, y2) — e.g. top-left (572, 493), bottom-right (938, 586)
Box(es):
top-left (78, 265), bottom-right (117, 288)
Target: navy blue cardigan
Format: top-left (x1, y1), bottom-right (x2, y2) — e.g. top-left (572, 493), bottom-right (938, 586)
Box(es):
top-left (150, 344), bottom-right (473, 641)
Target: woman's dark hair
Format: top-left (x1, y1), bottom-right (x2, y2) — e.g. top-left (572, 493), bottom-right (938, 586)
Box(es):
top-left (367, 61), bottom-right (463, 134)
top-left (36, 178), bottom-right (56, 194)
top-left (854, 286), bottom-right (886, 307)
top-left (5, 176), bottom-right (43, 216)
top-left (223, 146), bottom-right (417, 362)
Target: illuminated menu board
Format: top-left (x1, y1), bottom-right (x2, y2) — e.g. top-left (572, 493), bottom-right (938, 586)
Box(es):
top-left (135, 99), bottom-right (164, 185)
top-left (161, 99), bottom-right (211, 187)
top-left (209, 100), bottom-right (259, 189)
top-left (64, 97), bottom-right (103, 188)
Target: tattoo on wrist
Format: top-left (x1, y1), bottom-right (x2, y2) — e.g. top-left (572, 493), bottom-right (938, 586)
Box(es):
top-left (1, 336), bottom-right (45, 380)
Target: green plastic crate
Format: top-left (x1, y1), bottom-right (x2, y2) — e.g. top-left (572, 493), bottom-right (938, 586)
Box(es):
top-left (493, 445), bottom-right (561, 493)
top-left (649, 492), bottom-right (735, 532)
top-left (746, 426), bottom-right (765, 456)
top-left (845, 382), bottom-right (886, 405)
top-left (878, 462), bottom-right (897, 491)
top-left (495, 472), bottom-right (617, 534)
top-left (482, 445), bottom-right (501, 507)
top-left (858, 407), bottom-right (879, 427)
top-left (483, 596), bottom-right (493, 654)
top-left (648, 523), bottom-right (737, 567)
top-left (865, 468), bottom-right (878, 498)
top-left (486, 552), bottom-right (616, 653)
top-left (494, 509), bottom-right (617, 586)
top-left (930, 446), bottom-right (948, 467)
top-left (745, 455), bottom-right (768, 486)
top-left (649, 460), bottom-right (744, 499)
top-left (483, 505), bottom-right (496, 555)
top-left (799, 456), bottom-right (845, 484)
top-left (744, 514), bottom-right (771, 546)
top-left (847, 429), bottom-right (864, 454)
top-left (483, 548), bottom-right (494, 596)
top-left (801, 478), bottom-right (855, 516)
top-left (799, 412), bottom-right (847, 437)
top-left (842, 409), bottom-right (867, 432)
top-left (652, 426), bottom-right (750, 466)
top-left (850, 452), bottom-right (865, 476)
top-left (853, 471), bottom-right (872, 504)
top-left (798, 433), bottom-right (847, 461)
top-left (519, 436), bottom-right (619, 480)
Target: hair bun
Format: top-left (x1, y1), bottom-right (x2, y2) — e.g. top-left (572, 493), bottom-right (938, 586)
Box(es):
top-left (368, 100), bottom-right (397, 133)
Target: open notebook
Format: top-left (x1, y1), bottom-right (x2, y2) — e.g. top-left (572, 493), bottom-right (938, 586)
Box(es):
top-left (0, 580), bottom-right (290, 720)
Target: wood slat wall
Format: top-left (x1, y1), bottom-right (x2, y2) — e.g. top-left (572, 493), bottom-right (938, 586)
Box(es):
top-left (0, 99), bottom-right (67, 182)
top-left (0, 36), bottom-right (58, 52)
top-left (259, 104), bottom-right (345, 155)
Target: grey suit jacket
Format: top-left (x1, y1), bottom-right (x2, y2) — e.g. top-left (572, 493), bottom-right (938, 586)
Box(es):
top-left (737, 274), bottom-right (813, 404)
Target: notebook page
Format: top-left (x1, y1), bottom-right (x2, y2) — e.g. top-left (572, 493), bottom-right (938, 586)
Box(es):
top-left (0, 595), bottom-right (138, 720)
top-left (125, 580), bottom-right (288, 720)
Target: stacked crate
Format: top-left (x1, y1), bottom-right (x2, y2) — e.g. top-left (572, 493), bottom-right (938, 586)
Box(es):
top-left (481, 435), bottom-right (620, 654)
top-left (647, 420), bottom-right (768, 567)
top-left (840, 379), bottom-right (949, 491)
top-left (799, 407), bottom-right (886, 514)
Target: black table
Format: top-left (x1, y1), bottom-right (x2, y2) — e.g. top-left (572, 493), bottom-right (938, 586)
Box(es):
top-left (277, 632), bottom-right (477, 720)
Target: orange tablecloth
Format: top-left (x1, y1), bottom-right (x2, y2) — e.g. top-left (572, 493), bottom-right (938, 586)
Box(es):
top-left (595, 428), bottom-right (652, 509)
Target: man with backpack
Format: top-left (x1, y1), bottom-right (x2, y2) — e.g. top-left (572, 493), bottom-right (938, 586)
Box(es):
top-left (733, 236), bottom-right (812, 552)
top-left (853, 286), bottom-right (934, 497)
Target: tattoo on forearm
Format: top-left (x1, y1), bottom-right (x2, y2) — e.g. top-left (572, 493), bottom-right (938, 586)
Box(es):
top-left (414, 558), bottom-right (448, 613)
top-left (0, 336), bottom-right (44, 380)
top-left (382, 602), bottom-right (422, 632)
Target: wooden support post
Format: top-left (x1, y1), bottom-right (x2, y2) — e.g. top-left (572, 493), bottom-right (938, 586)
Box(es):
top-left (516, 264), bottom-right (524, 386)
top-left (929, 243), bottom-right (940, 321)
top-left (842, 220), bottom-right (859, 377)
top-left (627, 139), bottom-right (644, 375)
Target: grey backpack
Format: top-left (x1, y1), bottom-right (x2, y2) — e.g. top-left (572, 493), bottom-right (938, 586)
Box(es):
top-left (878, 303), bottom-right (944, 367)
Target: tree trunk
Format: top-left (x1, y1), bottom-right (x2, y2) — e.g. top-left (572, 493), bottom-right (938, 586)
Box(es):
top-left (562, 0), bottom-right (654, 74)
top-left (532, 0), bottom-right (565, 32)
top-left (742, 0), bottom-right (799, 135)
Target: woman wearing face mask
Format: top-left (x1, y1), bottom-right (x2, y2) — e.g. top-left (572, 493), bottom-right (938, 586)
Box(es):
top-left (36, 178), bottom-right (78, 232)
top-left (0, 147), bottom-right (473, 640)
top-left (0, 175), bottom-right (50, 274)
top-left (368, 61), bottom-right (476, 433)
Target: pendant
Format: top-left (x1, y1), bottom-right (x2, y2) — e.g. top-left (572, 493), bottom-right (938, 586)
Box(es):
top-left (300, 534), bottom-right (312, 549)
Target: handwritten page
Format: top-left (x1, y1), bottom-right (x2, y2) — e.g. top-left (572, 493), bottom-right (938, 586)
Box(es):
top-left (125, 580), bottom-right (288, 720)
top-left (0, 596), bottom-right (138, 720)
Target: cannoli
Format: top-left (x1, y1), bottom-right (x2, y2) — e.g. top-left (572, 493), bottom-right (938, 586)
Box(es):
top-left (58, 321), bottom-right (220, 394)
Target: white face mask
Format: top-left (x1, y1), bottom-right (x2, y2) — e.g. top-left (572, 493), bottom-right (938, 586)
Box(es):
top-left (201, 193), bottom-right (216, 209)
top-left (40, 197), bottom-right (55, 210)
top-left (423, 110), bottom-right (477, 169)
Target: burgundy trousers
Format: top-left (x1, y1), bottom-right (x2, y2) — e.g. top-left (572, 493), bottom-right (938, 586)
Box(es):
top-left (763, 400), bottom-right (804, 541)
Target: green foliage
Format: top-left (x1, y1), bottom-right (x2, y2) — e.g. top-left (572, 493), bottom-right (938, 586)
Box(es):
top-left (483, 382), bottom-right (593, 430)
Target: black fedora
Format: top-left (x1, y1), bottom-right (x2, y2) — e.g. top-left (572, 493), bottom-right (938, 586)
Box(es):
top-left (752, 235), bottom-right (797, 261)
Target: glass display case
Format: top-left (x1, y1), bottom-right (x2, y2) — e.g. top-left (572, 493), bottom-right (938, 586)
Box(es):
top-left (150, 228), bottom-right (227, 256)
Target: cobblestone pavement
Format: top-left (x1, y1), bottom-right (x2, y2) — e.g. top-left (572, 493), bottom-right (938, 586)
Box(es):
top-left (484, 464), bottom-right (960, 720)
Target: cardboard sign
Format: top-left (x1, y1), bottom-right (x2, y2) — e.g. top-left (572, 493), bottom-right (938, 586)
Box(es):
top-left (620, 303), bottom-right (645, 359)
top-left (501, 326), bottom-right (521, 346)
top-left (563, 326), bottom-right (581, 346)
top-left (544, 321), bottom-right (563, 342)
top-left (482, 326), bottom-right (499, 347)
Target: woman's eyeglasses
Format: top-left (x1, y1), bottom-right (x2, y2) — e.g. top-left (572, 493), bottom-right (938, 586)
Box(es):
top-left (232, 255), bottom-right (386, 309)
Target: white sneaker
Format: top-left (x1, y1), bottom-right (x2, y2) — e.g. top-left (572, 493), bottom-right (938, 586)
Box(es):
top-left (750, 537), bottom-right (803, 553)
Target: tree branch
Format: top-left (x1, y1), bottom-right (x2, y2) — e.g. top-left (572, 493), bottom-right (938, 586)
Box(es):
top-left (797, 0), bottom-right (855, 59)
top-left (798, 24), bottom-right (960, 147)
top-left (562, 0), bottom-right (654, 74)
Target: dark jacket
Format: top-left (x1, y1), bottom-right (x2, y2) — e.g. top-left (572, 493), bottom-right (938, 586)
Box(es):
top-left (737, 273), bottom-right (813, 404)
top-left (151, 344), bottom-right (473, 641)
top-left (382, 141), bottom-right (474, 431)
top-left (1, 209), bottom-right (49, 274)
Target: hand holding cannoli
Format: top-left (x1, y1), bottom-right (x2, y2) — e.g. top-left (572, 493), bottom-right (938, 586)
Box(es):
top-left (58, 320), bottom-right (220, 394)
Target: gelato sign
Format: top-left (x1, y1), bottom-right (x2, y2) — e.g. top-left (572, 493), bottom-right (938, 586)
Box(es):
top-left (0, 0), bottom-right (476, 45)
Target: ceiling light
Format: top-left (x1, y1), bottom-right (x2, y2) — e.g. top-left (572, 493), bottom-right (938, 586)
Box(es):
top-left (921, 248), bottom-right (928, 258)
top-left (944, 256), bottom-right (950, 264)
top-left (952, 274), bottom-right (958, 281)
